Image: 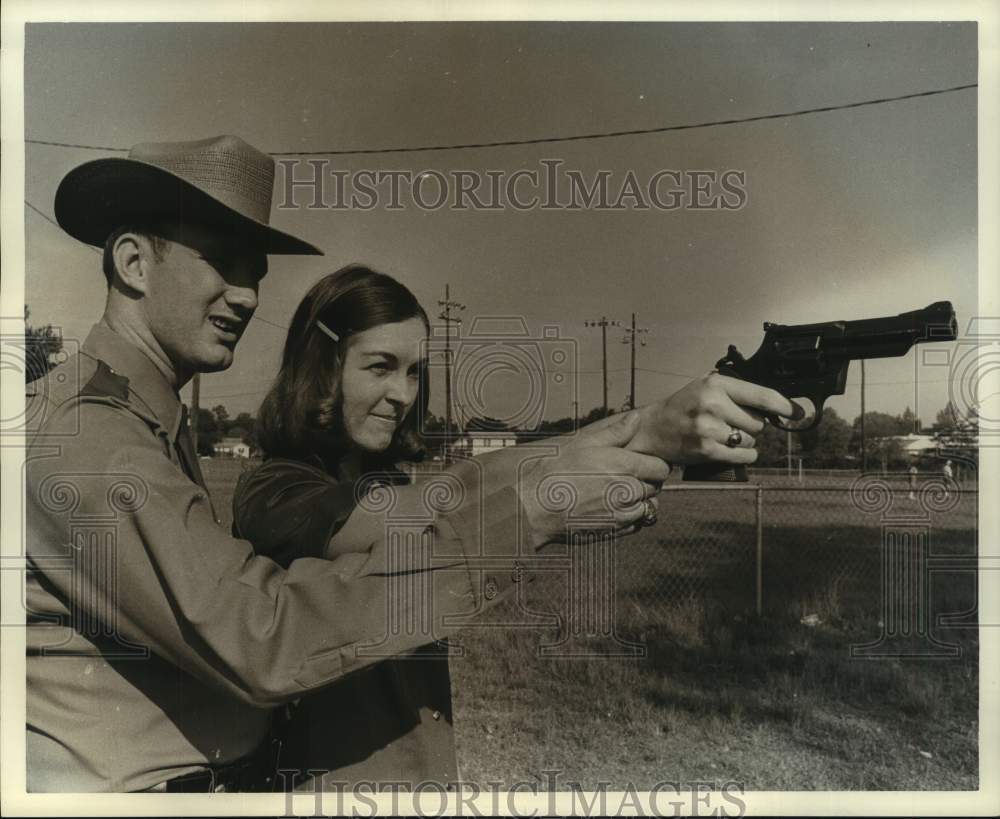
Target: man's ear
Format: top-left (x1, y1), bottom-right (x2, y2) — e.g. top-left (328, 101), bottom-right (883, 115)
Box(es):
top-left (111, 233), bottom-right (151, 294)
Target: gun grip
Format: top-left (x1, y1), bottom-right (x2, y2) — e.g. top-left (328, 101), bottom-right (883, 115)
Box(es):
top-left (683, 462), bottom-right (749, 482)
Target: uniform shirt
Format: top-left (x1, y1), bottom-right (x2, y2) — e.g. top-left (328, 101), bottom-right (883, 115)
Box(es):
top-left (24, 322), bottom-right (530, 792)
top-left (233, 458), bottom-right (460, 791)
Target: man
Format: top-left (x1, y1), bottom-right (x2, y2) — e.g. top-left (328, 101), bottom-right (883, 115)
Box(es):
top-left (25, 134), bottom-right (794, 792)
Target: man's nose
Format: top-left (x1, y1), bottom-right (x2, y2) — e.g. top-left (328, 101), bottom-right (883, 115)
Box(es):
top-left (225, 284), bottom-right (259, 315)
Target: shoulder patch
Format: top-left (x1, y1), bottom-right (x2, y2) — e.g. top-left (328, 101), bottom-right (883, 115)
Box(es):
top-left (79, 360), bottom-right (130, 401)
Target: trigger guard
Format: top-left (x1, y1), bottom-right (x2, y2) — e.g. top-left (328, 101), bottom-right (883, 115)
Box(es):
top-left (769, 399), bottom-right (823, 432)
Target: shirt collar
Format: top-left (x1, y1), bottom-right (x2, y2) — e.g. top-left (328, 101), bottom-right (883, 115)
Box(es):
top-left (81, 321), bottom-right (184, 443)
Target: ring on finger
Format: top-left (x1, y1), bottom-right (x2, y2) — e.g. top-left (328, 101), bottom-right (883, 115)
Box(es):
top-left (725, 427), bottom-right (743, 448)
top-left (639, 498), bottom-right (658, 527)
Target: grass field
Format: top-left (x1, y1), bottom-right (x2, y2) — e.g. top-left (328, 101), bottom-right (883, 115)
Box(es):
top-left (203, 457), bottom-right (979, 791)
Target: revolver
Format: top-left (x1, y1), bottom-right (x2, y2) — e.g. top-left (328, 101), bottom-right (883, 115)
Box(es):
top-left (684, 301), bottom-right (958, 482)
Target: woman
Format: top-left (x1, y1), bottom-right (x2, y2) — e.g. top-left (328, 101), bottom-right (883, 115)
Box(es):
top-left (233, 264), bottom-right (454, 791)
top-left (236, 263), bottom-right (674, 792)
top-left (232, 263), bottom-right (788, 791)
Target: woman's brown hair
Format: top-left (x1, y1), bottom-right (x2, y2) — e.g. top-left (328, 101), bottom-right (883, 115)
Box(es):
top-left (255, 264), bottom-right (430, 463)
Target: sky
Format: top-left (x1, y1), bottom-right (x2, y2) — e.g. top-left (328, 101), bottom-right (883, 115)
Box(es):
top-left (23, 21), bottom-right (978, 429)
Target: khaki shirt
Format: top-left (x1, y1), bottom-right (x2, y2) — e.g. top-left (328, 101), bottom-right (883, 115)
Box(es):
top-left (25, 322), bottom-right (529, 792)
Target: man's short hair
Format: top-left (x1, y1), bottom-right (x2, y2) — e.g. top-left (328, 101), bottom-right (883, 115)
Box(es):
top-left (101, 226), bottom-right (171, 287)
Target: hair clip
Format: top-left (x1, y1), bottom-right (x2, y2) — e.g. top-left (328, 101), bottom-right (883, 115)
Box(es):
top-left (316, 320), bottom-right (340, 342)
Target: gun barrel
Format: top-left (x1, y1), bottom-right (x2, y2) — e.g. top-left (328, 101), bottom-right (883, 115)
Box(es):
top-left (770, 301), bottom-right (957, 360)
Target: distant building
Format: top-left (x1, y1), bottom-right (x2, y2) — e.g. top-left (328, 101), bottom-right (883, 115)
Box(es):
top-left (895, 433), bottom-right (939, 459)
top-left (451, 430), bottom-right (519, 458)
top-left (214, 436), bottom-right (253, 458)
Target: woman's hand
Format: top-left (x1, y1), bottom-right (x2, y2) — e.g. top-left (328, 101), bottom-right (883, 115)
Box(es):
top-left (625, 372), bottom-right (800, 464)
top-left (518, 412), bottom-right (671, 549)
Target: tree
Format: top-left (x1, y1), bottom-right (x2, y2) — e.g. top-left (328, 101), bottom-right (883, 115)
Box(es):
top-left (897, 405), bottom-right (922, 434)
top-left (580, 405), bottom-right (614, 426)
top-left (799, 407), bottom-right (852, 467)
top-left (24, 307), bottom-right (63, 383)
top-left (212, 404), bottom-right (230, 429)
top-left (241, 424), bottom-right (260, 455)
top-left (848, 411), bottom-right (908, 470)
top-left (849, 411), bottom-right (905, 447)
top-left (932, 401), bottom-right (978, 468)
top-left (232, 411), bottom-right (254, 430)
top-left (933, 400), bottom-right (961, 432)
top-left (754, 421), bottom-right (794, 468)
top-left (417, 411), bottom-right (459, 457)
top-left (420, 411), bottom-right (460, 437)
top-left (195, 408), bottom-right (220, 456)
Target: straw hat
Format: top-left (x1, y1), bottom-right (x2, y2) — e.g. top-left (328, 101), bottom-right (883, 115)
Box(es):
top-left (54, 134), bottom-right (322, 255)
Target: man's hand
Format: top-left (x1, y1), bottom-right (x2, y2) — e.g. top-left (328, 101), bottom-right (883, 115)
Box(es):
top-left (624, 372), bottom-right (799, 465)
top-left (519, 412), bottom-right (672, 549)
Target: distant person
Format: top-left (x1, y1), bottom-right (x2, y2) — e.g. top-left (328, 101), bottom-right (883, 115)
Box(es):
top-left (908, 464), bottom-right (918, 500)
top-left (942, 458), bottom-right (955, 496)
top-left (25, 134), bottom-right (797, 792)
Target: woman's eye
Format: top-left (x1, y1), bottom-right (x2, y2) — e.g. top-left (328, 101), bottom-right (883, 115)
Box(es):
top-left (369, 363), bottom-right (391, 374)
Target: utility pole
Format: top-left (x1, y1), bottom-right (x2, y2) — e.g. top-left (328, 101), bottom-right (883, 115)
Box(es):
top-left (585, 316), bottom-right (620, 417)
top-left (438, 284), bottom-right (465, 463)
top-left (860, 359), bottom-right (867, 473)
top-left (190, 372), bottom-right (200, 454)
top-left (621, 312), bottom-right (649, 410)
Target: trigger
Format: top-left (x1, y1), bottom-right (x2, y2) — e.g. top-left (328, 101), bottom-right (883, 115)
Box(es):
top-left (769, 399), bottom-right (812, 432)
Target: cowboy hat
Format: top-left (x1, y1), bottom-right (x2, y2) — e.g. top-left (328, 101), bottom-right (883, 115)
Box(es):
top-left (54, 134), bottom-right (322, 255)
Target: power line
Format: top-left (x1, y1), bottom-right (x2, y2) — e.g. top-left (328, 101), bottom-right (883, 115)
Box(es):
top-left (21, 199), bottom-right (968, 389)
top-left (251, 314), bottom-right (289, 331)
top-left (23, 82), bottom-right (976, 157)
top-left (24, 139), bottom-right (129, 152)
top-left (26, 199), bottom-right (101, 254)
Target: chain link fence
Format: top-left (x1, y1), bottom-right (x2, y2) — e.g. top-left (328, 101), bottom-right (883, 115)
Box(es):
top-left (218, 460), bottom-right (978, 641)
top-left (404, 462), bottom-right (978, 624)
top-left (608, 477), bottom-right (978, 630)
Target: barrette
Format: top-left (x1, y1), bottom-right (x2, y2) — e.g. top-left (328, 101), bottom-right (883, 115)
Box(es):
top-left (316, 320), bottom-right (340, 342)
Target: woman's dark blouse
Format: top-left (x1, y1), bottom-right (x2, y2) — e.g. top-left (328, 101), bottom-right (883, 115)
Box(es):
top-left (232, 455), bottom-right (458, 791)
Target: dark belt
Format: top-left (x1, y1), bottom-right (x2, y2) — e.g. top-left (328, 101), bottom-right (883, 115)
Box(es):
top-left (164, 734), bottom-right (283, 793)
